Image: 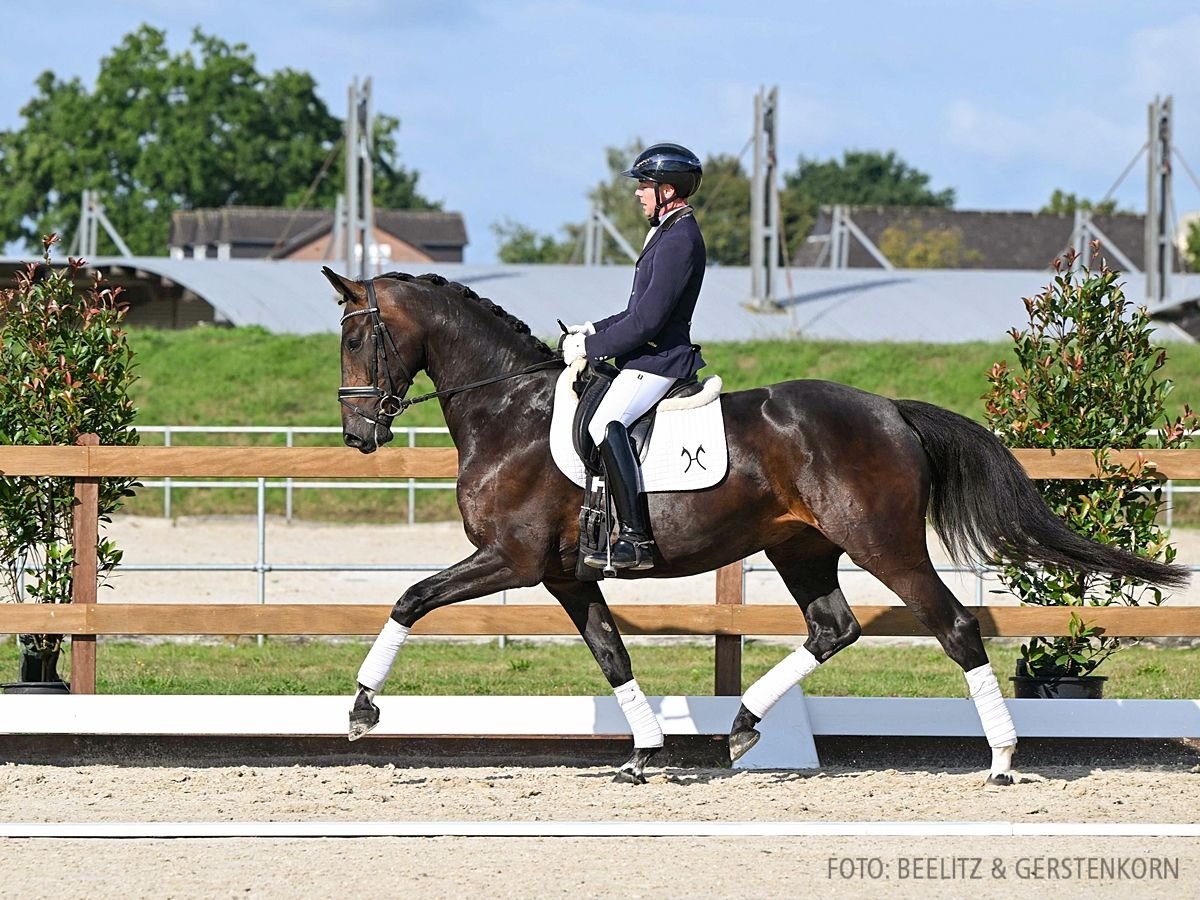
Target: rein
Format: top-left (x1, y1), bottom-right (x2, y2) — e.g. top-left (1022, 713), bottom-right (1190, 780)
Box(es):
top-left (338, 280), bottom-right (562, 433)
top-left (386, 359), bottom-right (563, 412)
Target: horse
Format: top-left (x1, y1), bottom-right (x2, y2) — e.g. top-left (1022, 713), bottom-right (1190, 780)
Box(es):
top-left (326, 267), bottom-right (1188, 785)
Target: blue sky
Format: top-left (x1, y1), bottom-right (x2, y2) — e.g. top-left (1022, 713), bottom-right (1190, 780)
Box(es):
top-left (3, 0), bottom-right (1200, 262)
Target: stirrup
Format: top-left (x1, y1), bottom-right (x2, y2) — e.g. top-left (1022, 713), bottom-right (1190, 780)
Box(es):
top-left (610, 536), bottom-right (655, 571)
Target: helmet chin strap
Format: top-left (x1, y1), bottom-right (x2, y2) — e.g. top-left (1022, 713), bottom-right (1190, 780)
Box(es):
top-left (649, 183), bottom-right (680, 227)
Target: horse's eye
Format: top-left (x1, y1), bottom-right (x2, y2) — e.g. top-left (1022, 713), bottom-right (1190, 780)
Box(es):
top-left (347, 338), bottom-right (363, 351)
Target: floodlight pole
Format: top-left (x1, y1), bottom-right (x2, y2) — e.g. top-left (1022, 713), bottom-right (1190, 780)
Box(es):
top-left (1145, 95), bottom-right (1173, 308)
top-left (343, 77), bottom-right (376, 279)
top-left (750, 86), bottom-right (780, 308)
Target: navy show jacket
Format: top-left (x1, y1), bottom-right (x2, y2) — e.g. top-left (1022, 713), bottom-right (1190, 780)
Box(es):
top-left (584, 208), bottom-right (706, 380)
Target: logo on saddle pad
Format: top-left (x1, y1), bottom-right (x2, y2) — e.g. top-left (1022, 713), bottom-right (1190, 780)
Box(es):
top-left (681, 444), bottom-right (706, 473)
top-left (550, 361), bottom-right (728, 492)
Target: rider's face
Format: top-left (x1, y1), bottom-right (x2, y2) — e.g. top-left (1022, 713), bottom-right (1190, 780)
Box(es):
top-left (636, 180), bottom-right (674, 218)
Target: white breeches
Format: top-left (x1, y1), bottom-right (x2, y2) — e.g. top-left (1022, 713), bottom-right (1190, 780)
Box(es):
top-left (587, 369), bottom-right (677, 445)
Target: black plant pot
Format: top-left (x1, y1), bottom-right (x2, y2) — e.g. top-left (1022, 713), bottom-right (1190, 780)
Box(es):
top-left (1010, 674), bottom-right (1106, 699)
top-left (18, 637), bottom-right (63, 683)
top-left (2, 681), bottom-right (71, 695)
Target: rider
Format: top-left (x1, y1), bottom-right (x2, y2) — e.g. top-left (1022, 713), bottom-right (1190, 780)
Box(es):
top-left (562, 142), bottom-right (706, 571)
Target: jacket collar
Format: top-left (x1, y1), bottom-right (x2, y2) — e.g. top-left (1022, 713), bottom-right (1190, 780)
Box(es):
top-left (637, 205), bottom-right (692, 262)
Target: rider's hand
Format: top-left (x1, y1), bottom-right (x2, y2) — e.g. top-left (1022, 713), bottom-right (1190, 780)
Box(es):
top-left (562, 332), bottom-right (588, 364)
top-left (564, 321), bottom-right (595, 335)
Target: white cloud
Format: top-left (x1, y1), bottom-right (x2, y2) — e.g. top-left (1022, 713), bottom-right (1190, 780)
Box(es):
top-left (944, 100), bottom-right (1139, 171)
top-left (1128, 14), bottom-right (1200, 99)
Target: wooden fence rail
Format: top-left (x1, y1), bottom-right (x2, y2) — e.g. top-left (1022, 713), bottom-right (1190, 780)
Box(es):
top-left (3, 442), bottom-right (1200, 697)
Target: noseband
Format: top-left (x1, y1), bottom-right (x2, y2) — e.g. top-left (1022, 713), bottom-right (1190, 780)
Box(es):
top-left (338, 279), bottom-right (562, 441)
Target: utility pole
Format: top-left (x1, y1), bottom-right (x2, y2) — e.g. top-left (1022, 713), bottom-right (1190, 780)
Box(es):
top-left (342, 77), bottom-right (375, 279)
top-left (749, 85), bottom-right (781, 308)
top-left (1146, 94), bottom-right (1173, 307)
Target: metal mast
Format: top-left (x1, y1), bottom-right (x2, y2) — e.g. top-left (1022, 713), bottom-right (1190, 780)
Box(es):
top-left (343, 77), bottom-right (375, 279)
top-left (749, 86), bottom-right (780, 308)
top-left (1145, 95), bottom-right (1173, 307)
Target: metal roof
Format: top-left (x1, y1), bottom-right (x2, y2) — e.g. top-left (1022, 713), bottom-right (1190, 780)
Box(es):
top-left (62, 257), bottom-right (1200, 343)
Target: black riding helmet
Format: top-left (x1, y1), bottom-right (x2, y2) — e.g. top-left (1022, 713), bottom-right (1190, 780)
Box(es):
top-left (622, 143), bottom-right (703, 198)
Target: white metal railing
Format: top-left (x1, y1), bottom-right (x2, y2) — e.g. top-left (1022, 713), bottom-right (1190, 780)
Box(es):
top-left (137, 425), bottom-right (456, 524)
top-left (112, 425), bottom-right (1200, 618)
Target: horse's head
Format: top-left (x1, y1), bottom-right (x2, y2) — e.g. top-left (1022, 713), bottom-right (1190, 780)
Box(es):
top-left (324, 267), bottom-right (426, 453)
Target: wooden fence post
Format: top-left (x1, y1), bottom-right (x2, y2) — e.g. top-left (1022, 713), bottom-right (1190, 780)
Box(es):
top-left (70, 433), bottom-right (99, 694)
top-left (714, 561), bottom-right (744, 695)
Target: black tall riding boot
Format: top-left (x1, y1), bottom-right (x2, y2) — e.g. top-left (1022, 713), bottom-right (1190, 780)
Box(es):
top-left (585, 421), bottom-right (655, 571)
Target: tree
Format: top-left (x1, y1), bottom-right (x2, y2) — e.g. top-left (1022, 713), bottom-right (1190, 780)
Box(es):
top-left (1040, 189), bottom-right (1121, 216)
top-left (495, 146), bottom-right (953, 267)
top-left (877, 219), bottom-right (983, 268)
top-left (690, 154), bottom-right (751, 266)
top-left (780, 149), bottom-right (955, 253)
top-left (491, 220), bottom-right (574, 263)
top-left (494, 143), bottom-right (753, 266)
top-left (783, 149), bottom-right (955, 208)
top-left (1184, 219), bottom-right (1200, 272)
top-left (0, 26), bottom-right (435, 256)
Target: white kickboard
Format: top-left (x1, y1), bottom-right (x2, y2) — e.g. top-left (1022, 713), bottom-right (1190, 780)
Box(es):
top-left (732, 687), bottom-right (821, 770)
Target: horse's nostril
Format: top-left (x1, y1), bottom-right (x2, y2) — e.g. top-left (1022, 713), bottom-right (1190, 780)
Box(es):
top-left (343, 433), bottom-right (362, 448)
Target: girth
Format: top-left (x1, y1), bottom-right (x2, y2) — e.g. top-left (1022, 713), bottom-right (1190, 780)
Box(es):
top-left (570, 362), bottom-right (703, 476)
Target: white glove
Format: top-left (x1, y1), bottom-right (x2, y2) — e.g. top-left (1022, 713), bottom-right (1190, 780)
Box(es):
top-left (562, 332), bottom-right (588, 364)
top-left (564, 321), bottom-right (595, 335)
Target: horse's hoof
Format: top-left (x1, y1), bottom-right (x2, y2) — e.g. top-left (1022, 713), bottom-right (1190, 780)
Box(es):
top-left (985, 772), bottom-right (1014, 787)
top-left (615, 746), bottom-right (660, 785)
top-left (729, 728), bottom-right (761, 764)
top-left (348, 690), bottom-right (380, 742)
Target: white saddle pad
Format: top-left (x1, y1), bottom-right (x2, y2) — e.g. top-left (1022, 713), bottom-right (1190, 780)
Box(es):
top-left (550, 360), bottom-right (728, 492)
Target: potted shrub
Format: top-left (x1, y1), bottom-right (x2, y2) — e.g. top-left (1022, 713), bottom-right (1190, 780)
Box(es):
top-left (983, 247), bottom-right (1194, 698)
top-left (0, 237), bottom-right (139, 693)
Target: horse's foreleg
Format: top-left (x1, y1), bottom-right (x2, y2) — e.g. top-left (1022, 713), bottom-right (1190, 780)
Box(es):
top-left (544, 578), bottom-right (661, 784)
top-left (731, 549), bottom-right (859, 763)
top-left (349, 548), bottom-right (536, 741)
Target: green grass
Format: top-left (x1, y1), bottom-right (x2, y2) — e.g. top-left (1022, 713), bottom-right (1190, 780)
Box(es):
top-left (126, 328), bottom-right (1200, 428)
top-left (116, 327), bottom-right (1200, 522)
top-left (4, 638), bottom-right (1197, 699)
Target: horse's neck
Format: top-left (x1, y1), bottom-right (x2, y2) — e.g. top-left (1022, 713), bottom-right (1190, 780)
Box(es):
top-left (420, 308), bottom-right (553, 445)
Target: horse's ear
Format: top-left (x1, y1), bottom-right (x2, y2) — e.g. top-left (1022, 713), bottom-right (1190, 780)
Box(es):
top-left (323, 266), bottom-right (364, 305)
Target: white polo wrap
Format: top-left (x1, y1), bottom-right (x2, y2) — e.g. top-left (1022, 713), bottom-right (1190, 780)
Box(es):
top-left (356, 619), bottom-right (411, 692)
top-left (614, 679), bottom-right (663, 749)
top-left (965, 663), bottom-right (1017, 749)
top-left (741, 647), bottom-right (820, 719)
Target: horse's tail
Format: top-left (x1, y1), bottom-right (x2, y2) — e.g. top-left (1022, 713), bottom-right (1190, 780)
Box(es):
top-left (893, 398), bottom-right (1189, 589)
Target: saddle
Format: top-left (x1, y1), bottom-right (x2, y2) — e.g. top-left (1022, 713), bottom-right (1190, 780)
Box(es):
top-left (570, 361), bottom-right (703, 476)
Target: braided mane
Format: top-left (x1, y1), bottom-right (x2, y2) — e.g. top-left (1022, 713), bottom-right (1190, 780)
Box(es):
top-left (380, 271), bottom-right (556, 359)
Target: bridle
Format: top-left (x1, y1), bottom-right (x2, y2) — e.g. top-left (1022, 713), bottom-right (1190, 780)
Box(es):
top-left (338, 279), bottom-right (562, 442)
top-left (338, 281), bottom-right (413, 433)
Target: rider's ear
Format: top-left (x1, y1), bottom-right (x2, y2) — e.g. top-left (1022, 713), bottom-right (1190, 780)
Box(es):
top-left (323, 267), bottom-right (365, 306)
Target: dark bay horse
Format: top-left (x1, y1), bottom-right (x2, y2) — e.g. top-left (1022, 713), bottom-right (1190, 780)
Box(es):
top-left (327, 268), bottom-right (1187, 785)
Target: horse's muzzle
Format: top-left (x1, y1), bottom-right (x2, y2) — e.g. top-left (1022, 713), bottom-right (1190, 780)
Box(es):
top-left (343, 432), bottom-right (375, 453)
top-left (342, 411), bottom-right (396, 452)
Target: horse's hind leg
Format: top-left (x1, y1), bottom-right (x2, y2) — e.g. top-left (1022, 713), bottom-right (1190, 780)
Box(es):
top-left (730, 544), bottom-right (861, 763)
top-left (860, 553), bottom-right (1017, 786)
top-left (544, 577), bottom-right (661, 785)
